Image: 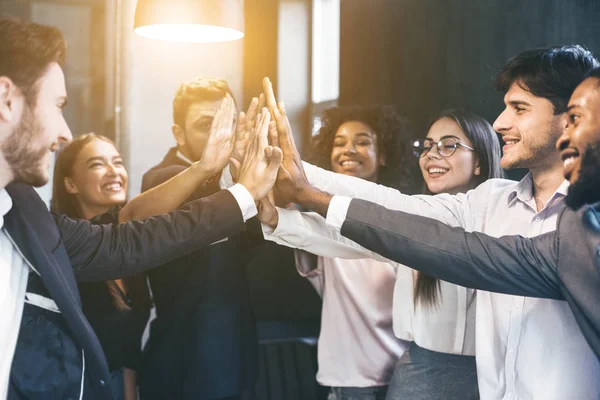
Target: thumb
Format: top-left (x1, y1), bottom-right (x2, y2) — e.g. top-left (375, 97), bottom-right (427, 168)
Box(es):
top-left (266, 146), bottom-right (283, 175)
top-left (229, 157), bottom-right (242, 172)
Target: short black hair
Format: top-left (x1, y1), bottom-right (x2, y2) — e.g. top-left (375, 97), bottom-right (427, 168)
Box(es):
top-left (495, 45), bottom-right (599, 114)
top-left (308, 105), bottom-right (422, 193)
top-left (0, 15), bottom-right (66, 105)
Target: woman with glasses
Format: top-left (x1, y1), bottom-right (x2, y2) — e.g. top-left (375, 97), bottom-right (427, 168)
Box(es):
top-left (385, 109), bottom-right (503, 400)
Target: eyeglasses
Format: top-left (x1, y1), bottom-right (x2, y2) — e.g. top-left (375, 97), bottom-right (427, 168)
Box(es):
top-left (412, 137), bottom-right (475, 158)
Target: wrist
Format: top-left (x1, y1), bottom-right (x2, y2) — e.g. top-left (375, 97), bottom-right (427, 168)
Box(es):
top-left (296, 186), bottom-right (333, 218)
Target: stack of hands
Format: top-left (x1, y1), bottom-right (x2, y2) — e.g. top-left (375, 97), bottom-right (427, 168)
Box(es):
top-left (193, 77), bottom-right (327, 227)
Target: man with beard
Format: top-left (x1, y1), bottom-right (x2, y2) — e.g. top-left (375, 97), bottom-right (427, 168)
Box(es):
top-left (0, 16), bottom-right (281, 400)
top-left (139, 78), bottom-right (261, 400)
top-left (259, 46), bottom-right (600, 399)
top-left (285, 68), bottom-right (600, 360)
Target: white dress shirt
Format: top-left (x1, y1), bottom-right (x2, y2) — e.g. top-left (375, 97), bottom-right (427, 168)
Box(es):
top-left (276, 163), bottom-right (600, 400)
top-left (264, 208), bottom-right (477, 357)
top-left (0, 189), bottom-right (29, 399)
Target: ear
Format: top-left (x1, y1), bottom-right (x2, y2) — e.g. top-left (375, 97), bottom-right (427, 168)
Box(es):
top-left (171, 124), bottom-right (186, 147)
top-left (0, 77), bottom-right (19, 124)
top-left (474, 158), bottom-right (481, 176)
top-left (379, 153), bottom-right (387, 166)
top-left (64, 177), bottom-right (79, 195)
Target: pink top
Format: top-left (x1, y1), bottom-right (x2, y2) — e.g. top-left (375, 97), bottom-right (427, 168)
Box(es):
top-left (295, 251), bottom-right (408, 387)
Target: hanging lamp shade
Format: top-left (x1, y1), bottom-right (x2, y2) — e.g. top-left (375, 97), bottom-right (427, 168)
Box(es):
top-left (134, 0), bottom-right (244, 43)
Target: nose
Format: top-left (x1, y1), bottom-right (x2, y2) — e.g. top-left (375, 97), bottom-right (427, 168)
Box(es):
top-left (493, 108), bottom-right (510, 134)
top-left (426, 143), bottom-right (442, 159)
top-left (343, 143), bottom-right (357, 155)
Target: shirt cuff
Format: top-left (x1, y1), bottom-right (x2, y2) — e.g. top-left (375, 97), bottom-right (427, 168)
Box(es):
top-left (325, 195), bottom-right (352, 232)
top-left (227, 184), bottom-right (258, 222)
top-left (261, 207), bottom-right (294, 238)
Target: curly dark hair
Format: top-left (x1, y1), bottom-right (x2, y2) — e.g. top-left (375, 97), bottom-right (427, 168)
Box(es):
top-left (307, 105), bottom-right (423, 193)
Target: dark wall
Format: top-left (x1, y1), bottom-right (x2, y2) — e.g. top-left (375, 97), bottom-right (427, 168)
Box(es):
top-left (340, 0), bottom-right (600, 133)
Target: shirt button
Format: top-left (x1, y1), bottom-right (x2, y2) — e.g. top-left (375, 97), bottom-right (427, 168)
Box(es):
top-left (99, 380), bottom-right (106, 386)
top-left (535, 216), bottom-right (541, 222)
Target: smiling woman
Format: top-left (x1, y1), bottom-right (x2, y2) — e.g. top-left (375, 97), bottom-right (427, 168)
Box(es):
top-left (51, 133), bottom-right (152, 400)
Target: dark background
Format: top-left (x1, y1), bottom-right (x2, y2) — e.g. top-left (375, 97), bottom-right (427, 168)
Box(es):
top-left (338, 0), bottom-right (600, 179)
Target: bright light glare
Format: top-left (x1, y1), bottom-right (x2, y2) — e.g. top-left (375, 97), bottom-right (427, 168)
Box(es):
top-left (134, 24), bottom-right (244, 43)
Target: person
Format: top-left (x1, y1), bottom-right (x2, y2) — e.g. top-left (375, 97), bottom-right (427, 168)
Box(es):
top-left (289, 105), bottom-right (421, 400)
top-left (52, 133), bottom-right (151, 400)
top-left (259, 45), bottom-right (600, 399)
top-left (313, 67), bottom-right (600, 362)
top-left (0, 15), bottom-right (281, 399)
top-left (139, 77), bottom-right (264, 400)
top-left (51, 129), bottom-right (237, 399)
top-left (262, 108), bottom-right (502, 399)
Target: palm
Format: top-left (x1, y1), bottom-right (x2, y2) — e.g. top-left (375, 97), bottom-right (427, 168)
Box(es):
top-left (197, 94), bottom-right (235, 174)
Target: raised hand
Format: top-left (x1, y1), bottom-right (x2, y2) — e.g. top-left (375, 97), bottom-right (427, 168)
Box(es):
top-left (196, 93), bottom-right (236, 175)
top-left (236, 108), bottom-right (283, 201)
top-left (261, 77), bottom-right (311, 206)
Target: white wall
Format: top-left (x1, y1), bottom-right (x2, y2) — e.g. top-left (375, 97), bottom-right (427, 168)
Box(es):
top-left (119, 0), bottom-right (244, 197)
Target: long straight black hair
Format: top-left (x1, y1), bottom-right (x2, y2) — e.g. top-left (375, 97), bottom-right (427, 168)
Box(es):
top-left (414, 109), bottom-right (504, 308)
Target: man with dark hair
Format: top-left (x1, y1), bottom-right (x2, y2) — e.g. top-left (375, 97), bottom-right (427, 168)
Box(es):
top-left (139, 78), bottom-right (261, 400)
top-left (260, 47), bottom-right (600, 399)
top-left (297, 68), bottom-right (600, 361)
top-left (0, 15), bottom-right (281, 399)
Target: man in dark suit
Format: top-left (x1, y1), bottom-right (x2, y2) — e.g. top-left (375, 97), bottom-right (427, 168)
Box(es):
top-left (0, 16), bottom-right (281, 399)
top-left (139, 77), bottom-right (261, 400)
top-left (266, 68), bottom-right (600, 359)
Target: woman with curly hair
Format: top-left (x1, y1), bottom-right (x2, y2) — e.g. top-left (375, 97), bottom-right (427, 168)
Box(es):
top-left (261, 107), bottom-right (502, 399)
top-left (294, 105), bottom-right (422, 400)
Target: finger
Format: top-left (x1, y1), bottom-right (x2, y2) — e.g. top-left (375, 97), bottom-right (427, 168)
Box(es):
top-left (245, 97), bottom-right (259, 131)
top-left (258, 93), bottom-right (266, 112)
top-left (226, 94), bottom-right (236, 134)
top-left (259, 107), bottom-right (271, 151)
top-left (264, 145), bottom-right (273, 159)
top-left (235, 111), bottom-right (246, 139)
top-left (268, 120), bottom-right (279, 147)
top-left (262, 77), bottom-right (278, 114)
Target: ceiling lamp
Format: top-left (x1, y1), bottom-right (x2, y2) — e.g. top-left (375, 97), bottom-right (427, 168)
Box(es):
top-left (134, 0), bottom-right (244, 43)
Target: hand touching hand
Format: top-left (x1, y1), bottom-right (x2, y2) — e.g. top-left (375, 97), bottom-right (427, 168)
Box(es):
top-left (261, 77), bottom-right (312, 206)
top-left (235, 108), bottom-right (283, 201)
top-left (229, 94), bottom-right (266, 181)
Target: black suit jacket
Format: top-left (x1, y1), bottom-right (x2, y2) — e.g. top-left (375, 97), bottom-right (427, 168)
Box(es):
top-left (139, 148), bottom-right (259, 400)
top-left (4, 182), bottom-right (245, 399)
top-left (340, 198), bottom-right (600, 359)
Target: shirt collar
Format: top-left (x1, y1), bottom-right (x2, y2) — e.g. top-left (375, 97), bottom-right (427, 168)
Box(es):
top-left (507, 171), bottom-right (570, 208)
top-left (175, 150), bottom-right (193, 166)
top-left (0, 189), bottom-right (13, 229)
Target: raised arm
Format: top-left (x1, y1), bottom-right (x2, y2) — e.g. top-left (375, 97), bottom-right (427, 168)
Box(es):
top-left (119, 94), bottom-right (237, 223)
top-left (338, 197), bottom-right (562, 300)
top-left (60, 107), bottom-right (283, 282)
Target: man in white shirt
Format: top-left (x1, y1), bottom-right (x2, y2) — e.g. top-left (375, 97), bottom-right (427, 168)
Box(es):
top-left (261, 46), bottom-right (600, 399)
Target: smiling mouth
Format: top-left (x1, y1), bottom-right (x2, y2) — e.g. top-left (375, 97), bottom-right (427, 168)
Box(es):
top-left (561, 149), bottom-right (580, 180)
top-left (340, 160), bottom-right (362, 168)
top-left (102, 182), bottom-right (123, 192)
top-left (503, 138), bottom-right (520, 148)
top-left (427, 167), bottom-right (449, 176)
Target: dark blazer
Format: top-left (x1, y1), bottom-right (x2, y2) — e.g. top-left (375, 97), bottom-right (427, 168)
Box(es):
top-left (4, 182), bottom-right (245, 399)
top-left (139, 148), bottom-right (258, 400)
top-left (339, 198), bottom-right (600, 359)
